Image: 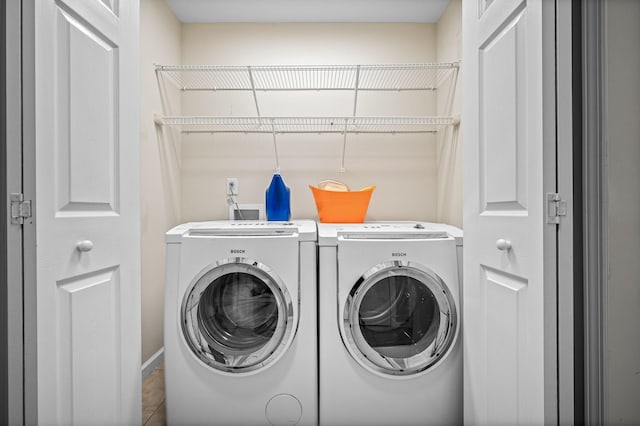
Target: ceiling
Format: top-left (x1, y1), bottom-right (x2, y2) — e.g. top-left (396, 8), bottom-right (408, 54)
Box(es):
top-left (165, 0), bottom-right (450, 23)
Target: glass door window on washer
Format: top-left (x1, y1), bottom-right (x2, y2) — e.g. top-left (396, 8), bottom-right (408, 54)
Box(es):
top-left (181, 258), bottom-right (295, 374)
top-left (343, 261), bottom-right (458, 376)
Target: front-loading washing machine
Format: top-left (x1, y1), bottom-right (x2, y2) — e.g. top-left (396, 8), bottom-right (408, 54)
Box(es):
top-left (318, 222), bottom-right (462, 426)
top-left (165, 220), bottom-right (317, 425)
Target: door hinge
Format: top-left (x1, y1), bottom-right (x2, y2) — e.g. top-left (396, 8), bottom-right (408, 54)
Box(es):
top-left (10, 193), bottom-right (32, 225)
top-left (546, 193), bottom-right (567, 224)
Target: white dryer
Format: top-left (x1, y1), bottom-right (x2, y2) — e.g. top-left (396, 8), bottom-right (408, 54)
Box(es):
top-left (318, 222), bottom-right (462, 426)
top-left (165, 220), bottom-right (317, 426)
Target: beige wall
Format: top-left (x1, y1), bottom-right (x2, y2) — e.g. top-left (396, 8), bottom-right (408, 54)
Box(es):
top-left (139, 4), bottom-right (463, 364)
top-left (140, 0), bottom-right (182, 363)
top-left (179, 23), bottom-right (441, 222)
top-left (436, 0), bottom-right (462, 228)
top-left (605, 0), bottom-right (640, 423)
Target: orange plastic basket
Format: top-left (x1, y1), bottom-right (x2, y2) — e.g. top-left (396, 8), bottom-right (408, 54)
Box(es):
top-left (309, 185), bottom-right (376, 223)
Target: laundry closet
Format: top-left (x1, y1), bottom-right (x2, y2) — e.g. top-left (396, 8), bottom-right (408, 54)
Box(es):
top-left (140, 0), bottom-right (462, 365)
top-left (16, 0), bottom-right (638, 423)
top-left (5, 0), bottom-right (593, 424)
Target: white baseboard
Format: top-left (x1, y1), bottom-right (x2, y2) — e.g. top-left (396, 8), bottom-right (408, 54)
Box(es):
top-left (141, 347), bottom-right (164, 379)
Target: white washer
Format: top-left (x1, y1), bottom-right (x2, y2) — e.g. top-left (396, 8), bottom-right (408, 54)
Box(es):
top-left (318, 222), bottom-right (463, 426)
top-left (165, 220), bottom-right (317, 426)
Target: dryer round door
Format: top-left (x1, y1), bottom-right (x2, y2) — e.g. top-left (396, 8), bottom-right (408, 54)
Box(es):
top-left (181, 258), bottom-right (296, 374)
top-left (342, 260), bottom-right (458, 377)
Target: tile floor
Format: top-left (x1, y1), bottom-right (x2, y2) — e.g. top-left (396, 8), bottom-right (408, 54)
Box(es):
top-left (142, 364), bottom-right (166, 426)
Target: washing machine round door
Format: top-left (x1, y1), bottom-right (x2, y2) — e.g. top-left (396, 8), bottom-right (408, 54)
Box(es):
top-left (343, 261), bottom-right (458, 376)
top-left (181, 258), bottom-right (295, 374)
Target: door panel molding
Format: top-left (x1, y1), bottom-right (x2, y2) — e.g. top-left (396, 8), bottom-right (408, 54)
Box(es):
top-left (54, 5), bottom-right (119, 215)
top-left (56, 267), bottom-right (121, 425)
top-left (483, 266), bottom-right (528, 424)
top-left (478, 5), bottom-right (528, 214)
top-left (98, 0), bottom-right (119, 17)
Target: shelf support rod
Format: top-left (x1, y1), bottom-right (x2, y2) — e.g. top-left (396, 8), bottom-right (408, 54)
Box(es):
top-left (269, 119), bottom-right (281, 173)
top-left (340, 66), bottom-right (361, 172)
top-left (248, 66), bottom-right (261, 117)
top-left (352, 65), bottom-right (361, 116)
top-left (340, 118), bottom-right (350, 173)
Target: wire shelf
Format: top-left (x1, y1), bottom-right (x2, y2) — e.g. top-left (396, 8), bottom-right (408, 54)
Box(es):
top-left (156, 116), bottom-right (458, 134)
top-left (154, 62), bottom-right (461, 171)
top-left (155, 63), bottom-right (459, 92)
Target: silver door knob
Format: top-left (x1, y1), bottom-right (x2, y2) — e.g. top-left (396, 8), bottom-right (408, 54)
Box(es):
top-left (496, 239), bottom-right (512, 251)
top-left (76, 240), bottom-right (94, 252)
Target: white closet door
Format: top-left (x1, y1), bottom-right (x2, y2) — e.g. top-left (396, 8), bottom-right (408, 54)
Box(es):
top-left (462, 0), bottom-right (558, 424)
top-left (33, 0), bottom-right (140, 424)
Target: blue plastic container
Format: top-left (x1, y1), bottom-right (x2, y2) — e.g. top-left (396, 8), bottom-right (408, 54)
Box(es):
top-left (265, 173), bottom-right (291, 221)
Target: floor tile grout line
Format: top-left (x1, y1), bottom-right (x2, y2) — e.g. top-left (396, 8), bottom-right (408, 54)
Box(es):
top-left (142, 365), bottom-right (166, 426)
top-left (143, 397), bottom-right (166, 426)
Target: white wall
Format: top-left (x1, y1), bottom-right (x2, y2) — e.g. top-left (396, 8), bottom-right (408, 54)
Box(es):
top-left (179, 23), bottom-right (441, 222)
top-left (605, 0), bottom-right (640, 423)
top-left (140, 0), bottom-right (182, 363)
top-left (436, 0), bottom-right (462, 228)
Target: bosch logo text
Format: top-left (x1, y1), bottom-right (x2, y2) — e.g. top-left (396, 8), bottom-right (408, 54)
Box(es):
top-left (231, 249), bottom-right (245, 254)
top-left (392, 252), bottom-right (407, 257)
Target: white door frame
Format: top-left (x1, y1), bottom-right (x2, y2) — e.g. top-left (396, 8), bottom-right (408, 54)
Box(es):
top-left (582, 0), bottom-right (606, 424)
top-left (1, 1), bottom-right (8, 422)
top-left (20, 0), bottom-right (38, 423)
top-left (557, 0), bottom-right (578, 424)
top-left (4, 0), bottom-right (28, 424)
